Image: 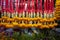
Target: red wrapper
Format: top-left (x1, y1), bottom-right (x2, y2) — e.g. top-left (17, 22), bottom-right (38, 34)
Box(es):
top-left (18, 0), bottom-right (21, 13)
top-left (2, 0), bottom-right (6, 12)
top-left (35, 0), bottom-right (37, 12)
top-left (27, 0), bottom-right (31, 13)
top-left (18, 0), bottom-right (24, 13)
top-left (6, 0), bottom-right (9, 12)
top-left (24, 0), bottom-right (28, 12)
top-left (6, 0), bottom-right (11, 12)
top-left (15, 0), bottom-right (19, 11)
top-left (40, 0), bottom-right (42, 13)
top-left (49, 0), bottom-right (54, 14)
top-left (22, 0), bottom-right (25, 12)
top-left (46, 0), bottom-right (48, 13)
top-left (10, 0), bottom-right (14, 13)
top-left (32, 0), bottom-right (34, 12)
top-left (51, 0), bottom-right (54, 13)
top-left (44, 0), bottom-right (48, 13)
top-left (19, 0), bottom-right (24, 13)
top-left (27, 0), bottom-right (34, 12)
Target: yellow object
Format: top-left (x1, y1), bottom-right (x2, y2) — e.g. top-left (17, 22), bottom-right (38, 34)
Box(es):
top-left (55, 0), bottom-right (60, 20)
top-left (5, 24), bottom-right (14, 28)
top-left (7, 18), bottom-right (14, 22)
top-left (1, 23), bottom-right (7, 26)
top-left (12, 22), bottom-right (18, 26)
top-left (2, 16), bottom-right (8, 19)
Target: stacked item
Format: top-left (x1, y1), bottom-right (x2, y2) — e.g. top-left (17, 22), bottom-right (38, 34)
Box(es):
top-left (55, 0), bottom-right (60, 20)
top-left (0, 0), bottom-right (57, 29)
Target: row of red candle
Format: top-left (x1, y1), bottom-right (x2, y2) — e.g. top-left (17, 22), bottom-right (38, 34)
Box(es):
top-left (0, 0), bottom-right (42, 14)
top-left (44, 0), bottom-right (54, 13)
top-left (44, 0), bottom-right (54, 18)
top-left (0, 0), bottom-right (54, 17)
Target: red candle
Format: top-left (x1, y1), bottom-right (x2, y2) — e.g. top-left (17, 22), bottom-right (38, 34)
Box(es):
top-left (10, 0), bottom-right (14, 13)
top-left (48, 0), bottom-right (50, 14)
top-left (40, 0), bottom-right (42, 13)
top-left (44, 0), bottom-right (48, 14)
top-left (28, 0), bottom-right (30, 13)
top-left (23, 0), bottom-right (25, 12)
top-left (2, 0), bottom-right (6, 12)
top-left (47, 0), bottom-right (49, 14)
top-left (18, 0), bottom-right (23, 13)
top-left (6, 0), bottom-right (10, 13)
top-left (24, 0), bottom-right (28, 12)
top-left (20, 0), bottom-right (24, 13)
top-left (18, 0), bottom-right (21, 13)
top-left (21, 0), bottom-right (23, 12)
top-left (49, 0), bottom-right (54, 14)
top-left (6, 0), bottom-right (9, 12)
top-left (32, 0), bottom-right (34, 12)
top-left (15, 0), bottom-right (21, 13)
top-left (36, 0), bottom-right (38, 12)
top-left (28, 0), bottom-right (32, 13)
top-left (28, 0), bottom-right (35, 12)
top-left (51, 0), bottom-right (54, 13)
top-left (15, 0), bottom-right (18, 11)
